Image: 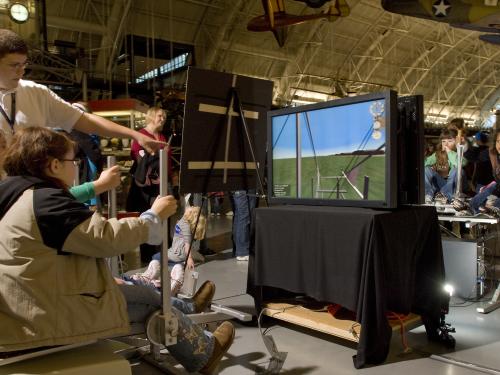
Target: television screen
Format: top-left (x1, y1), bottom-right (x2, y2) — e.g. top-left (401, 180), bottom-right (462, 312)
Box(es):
top-left (268, 90), bottom-right (397, 208)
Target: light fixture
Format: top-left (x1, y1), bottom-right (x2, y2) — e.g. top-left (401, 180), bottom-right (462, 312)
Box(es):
top-left (443, 283), bottom-right (454, 297)
top-left (8, 2), bottom-right (29, 24)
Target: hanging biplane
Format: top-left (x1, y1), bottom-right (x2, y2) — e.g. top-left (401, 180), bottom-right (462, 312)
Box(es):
top-left (247, 0), bottom-right (350, 47)
top-left (382, 0), bottom-right (500, 45)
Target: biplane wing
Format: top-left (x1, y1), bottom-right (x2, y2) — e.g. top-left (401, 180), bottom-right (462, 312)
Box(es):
top-left (382, 0), bottom-right (500, 45)
top-left (248, 0), bottom-right (350, 47)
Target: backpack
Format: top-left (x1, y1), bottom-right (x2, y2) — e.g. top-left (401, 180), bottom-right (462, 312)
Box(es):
top-left (69, 130), bottom-right (103, 183)
top-left (131, 152), bottom-right (160, 187)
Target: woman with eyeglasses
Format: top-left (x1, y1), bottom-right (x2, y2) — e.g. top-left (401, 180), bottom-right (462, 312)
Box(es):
top-left (0, 127), bottom-right (235, 374)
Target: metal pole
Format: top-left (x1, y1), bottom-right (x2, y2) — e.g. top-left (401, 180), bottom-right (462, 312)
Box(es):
top-left (106, 156), bottom-right (119, 276)
top-left (455, 144), bottom-right (464, 198)
top-left (82, 72), bottom-right (88, 102)
top-left (107, 156), bottom-right (117, 219)
top-left (296, 113), bottom-right (302, 198)
top-left (73, 164), bottom-right (80, 187)
top-left (159, 148), bottom-right (177, 346)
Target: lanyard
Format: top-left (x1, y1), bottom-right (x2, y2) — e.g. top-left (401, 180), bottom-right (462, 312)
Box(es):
top-left (0, 93), bottom-right (16, 134)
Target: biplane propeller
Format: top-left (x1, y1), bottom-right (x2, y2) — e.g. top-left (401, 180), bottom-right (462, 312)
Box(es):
top-left (382, 0), bottom-right (500, 46)
top-left (247, 0), bottom-right (350, 47)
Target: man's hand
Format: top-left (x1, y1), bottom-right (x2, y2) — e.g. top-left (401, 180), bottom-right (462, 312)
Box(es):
top-left (151, 195), bottom-right (177, 220)
top-left (93, 165), bottom-right (121, 195)
top-left (186, 257), bottom-right (195, 270)
top-left (74, 114), bottom-right (165, 154)
top-left (136, 133), bottom-right (166, 155)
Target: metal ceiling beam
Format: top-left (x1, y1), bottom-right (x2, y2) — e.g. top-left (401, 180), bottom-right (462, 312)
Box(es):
top-left (46, 15), bottom-right (107, 35)
top-left (436, 47), bottom-right (500, 119)
top-left (432, 57), bottom-right (473, 117)
top-left (105, 0), bottom-right (132, 77)
top-left (457, 67), bottom-right (500, 119)
top-left (280, 21), bottom-right (330, 104)
top-left (95, 0), bottom-right (131, 77)
top-left (480, 87), bottom-right (500, 121)
top-left (409, 32), bottom-right (471, 95)
top-left (25, 47), bottom-right (81, 86)
top-left (274, 0), bottom-right (335, 104)
top-left (206, 0), bottom-right (246, 70)
top-left (395, 44), bottom-right (435, 93)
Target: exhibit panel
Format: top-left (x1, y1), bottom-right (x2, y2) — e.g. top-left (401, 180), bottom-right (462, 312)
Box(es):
top-left (442, 238), bottom-right (478, 300)
top-left (249, 205), bottom-right (446, 368)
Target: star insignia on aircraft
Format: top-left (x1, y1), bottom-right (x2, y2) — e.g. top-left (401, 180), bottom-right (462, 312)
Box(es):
top-left (433, 0), bottom-right (451, 18)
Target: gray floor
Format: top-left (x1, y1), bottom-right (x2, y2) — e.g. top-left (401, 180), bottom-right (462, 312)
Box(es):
top-left (134, 215), bottom-right (500, 375)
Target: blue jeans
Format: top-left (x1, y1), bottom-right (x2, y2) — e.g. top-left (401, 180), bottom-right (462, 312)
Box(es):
top-left (230, 190), bottom-right (256, 257)
top-left (469, 182), bottom-right (500, 214)
top-left (425, 167), bottom-right (458, 201)
top-left (118, 284), bottom-right (213, 372)
top-left (210, 194), bottom-right (223, 214)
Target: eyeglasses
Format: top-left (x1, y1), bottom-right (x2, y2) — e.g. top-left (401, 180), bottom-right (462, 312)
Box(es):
top-left (3, 61), bottom-right (29, 70)
top-left (60, 158), bottom-right (82, 167)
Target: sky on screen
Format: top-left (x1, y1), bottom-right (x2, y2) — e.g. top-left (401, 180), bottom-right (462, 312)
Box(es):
top-left (272, 99), bottom-right (386, 159)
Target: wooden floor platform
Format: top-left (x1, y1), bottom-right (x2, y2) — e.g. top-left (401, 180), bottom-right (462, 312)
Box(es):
top-left (262, 302), bottom-right (422, 343)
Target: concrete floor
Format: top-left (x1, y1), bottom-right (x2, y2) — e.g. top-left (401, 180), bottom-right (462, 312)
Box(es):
top-left (131, 215), bottom-right (500, 375)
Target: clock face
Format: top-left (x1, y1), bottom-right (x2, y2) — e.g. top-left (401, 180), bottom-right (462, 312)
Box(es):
top-left (9, 3), bottom-right (29, 23)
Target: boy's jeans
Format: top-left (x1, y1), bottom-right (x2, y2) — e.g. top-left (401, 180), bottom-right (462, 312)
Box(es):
top-left (118, 284), bottom-right (213, 372)
top-left (231, 190), bottom-right (256, 257)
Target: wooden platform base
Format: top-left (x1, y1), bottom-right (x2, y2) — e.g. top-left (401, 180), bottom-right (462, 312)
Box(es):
top-left (262, 302), bottom-right (422, 343)
top-left (0, 341), bottom-right (132, 375)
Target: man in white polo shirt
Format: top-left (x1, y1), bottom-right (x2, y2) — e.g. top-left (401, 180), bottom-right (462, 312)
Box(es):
top-left (0, 29), bottom-right (162, 153)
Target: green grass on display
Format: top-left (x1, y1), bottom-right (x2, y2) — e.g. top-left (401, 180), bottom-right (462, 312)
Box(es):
top-left (272, 154), bottom-right (385, 200)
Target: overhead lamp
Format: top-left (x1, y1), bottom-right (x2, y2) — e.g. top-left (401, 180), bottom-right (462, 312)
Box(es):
top-left (8, 2), bottom-right (29, 24)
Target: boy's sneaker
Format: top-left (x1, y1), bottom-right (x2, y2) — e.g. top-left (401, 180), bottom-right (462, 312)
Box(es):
top-left (170, 263), bottom-right (185, 295)
top-left (455, 208), bottom-right (473, 216)
top-left (199, 321), bottom-right (235, 375)
top-left (451, 198), bottom-right (469, 212)
top-left (485, 195), bottom-right (498, 207)
top-left (425, 195), bottom-right (434, 204)
top-left (236, 255), bottom-right (249, 261)
top-left (485, 205), bottom-right (500, 218)
top-left (434, 192), bottom-right (449, 205)
top-left (192, 280), bottom-right (216, 313)
top-left (142, 259), bottom-right (161, 280)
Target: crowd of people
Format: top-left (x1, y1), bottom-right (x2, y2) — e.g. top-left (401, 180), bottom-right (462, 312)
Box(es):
top-left (0, 29), bottom-right (235, 374)
top-left (425, 117), bottom-right (500, 217)
top-left (4, 23), bottom-right (497, 373)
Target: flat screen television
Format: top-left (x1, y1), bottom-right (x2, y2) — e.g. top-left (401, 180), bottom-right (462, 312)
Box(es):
top-left (267, 90), bottom-right (398, 208)
top-left (396, 95), bottom-right (424, 205)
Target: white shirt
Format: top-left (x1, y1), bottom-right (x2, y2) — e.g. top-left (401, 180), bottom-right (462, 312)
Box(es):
top-left (0, 79), bottom-right (82, 144)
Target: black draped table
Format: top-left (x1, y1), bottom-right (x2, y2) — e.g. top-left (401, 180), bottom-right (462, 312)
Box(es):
top-left (248, 205), bottom-right (446, 368)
